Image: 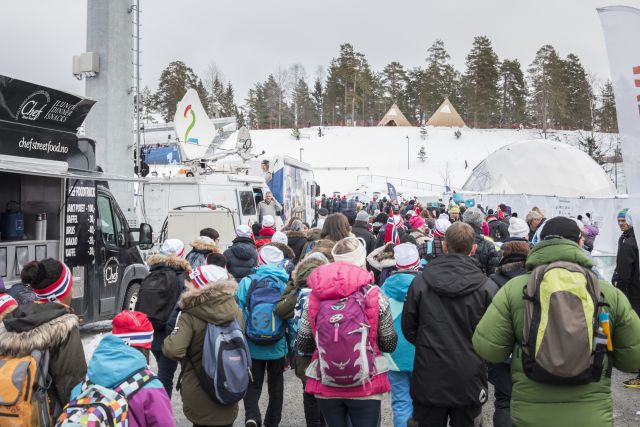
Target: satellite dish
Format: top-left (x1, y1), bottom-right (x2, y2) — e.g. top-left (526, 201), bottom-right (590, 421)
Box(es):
top-left (236, 126), bottom-right (255, 160)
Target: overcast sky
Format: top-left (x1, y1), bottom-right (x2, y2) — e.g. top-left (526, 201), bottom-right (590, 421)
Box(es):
top-left (2, 0), bottom-right (639, 103)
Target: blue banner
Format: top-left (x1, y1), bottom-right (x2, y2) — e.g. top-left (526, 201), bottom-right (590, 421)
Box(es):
top-left (387, 182), bottom-right (398, 200)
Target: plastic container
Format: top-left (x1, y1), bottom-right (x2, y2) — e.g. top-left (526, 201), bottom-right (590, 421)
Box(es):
top-left (0, 201), bottom-right (24, 241)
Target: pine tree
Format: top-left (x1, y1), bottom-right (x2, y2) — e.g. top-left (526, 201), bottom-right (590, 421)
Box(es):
top-left (292, 78), bottom-right (315, 127)
top-left (154, 61), bottom-right (204, 121)
top-left (221, 82), bottom-right (237, 117)
top-left (421, 40), bottom-right (459, 118)
top-left (562, 54), bottom-right (593, 129)
top-left (463, 36), bottom-right (500, 127)
top-left (596, 80), bottom-right (618, 132)
top-left (499, 59), bottom-right (527, 128)
top-left (312, 78), bottom-right (324, 125)
top-left (418, 145), bottom-right (427, 161)
top-left (528, 45), bottom-right (567, 134)
top-left (381, 61), bottom-right (407, 108)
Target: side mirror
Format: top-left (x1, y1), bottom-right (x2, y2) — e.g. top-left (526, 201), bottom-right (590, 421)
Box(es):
top-left (138, 223), bottom-right (153, 250)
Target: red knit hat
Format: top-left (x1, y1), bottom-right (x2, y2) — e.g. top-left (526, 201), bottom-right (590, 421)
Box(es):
top-left (112, 310), bottom-right (154, 349)
top-left (0, 293), bottom-right (17, 316)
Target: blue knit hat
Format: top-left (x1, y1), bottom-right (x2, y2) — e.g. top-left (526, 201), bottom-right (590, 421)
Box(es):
top-left (618, 208), bottom-right (628, 221)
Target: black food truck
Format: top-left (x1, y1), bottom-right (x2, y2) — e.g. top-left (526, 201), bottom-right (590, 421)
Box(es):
top-left (0, 75), bottom-right (152, 323)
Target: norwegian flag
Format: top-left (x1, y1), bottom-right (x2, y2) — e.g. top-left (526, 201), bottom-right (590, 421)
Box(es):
top-left (384, 214), bottom-right (401, 244)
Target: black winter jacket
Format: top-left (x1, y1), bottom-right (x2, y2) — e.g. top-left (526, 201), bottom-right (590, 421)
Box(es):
top-left (285, 231), bottom-right (308, 263)
top-left (352, 222), bottom-right (376, 255)
top-left (613, 227), bottom-right (640, 305)
top-left (401, 254), bottom-right (498, 408)
top-left (474, 233), bottom-right (501, 276)
top-left (223, 237), bottom-right (258, 280)
top-left (490, 254), bottom-right (527, 288)
top-left (144, 254), bottom-right (190, 351)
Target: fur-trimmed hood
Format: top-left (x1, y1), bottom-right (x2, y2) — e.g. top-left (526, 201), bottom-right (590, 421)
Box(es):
top-left (267, 242), bottom-right (296, 260)
top-left (306, 228), bottom-right (322, 242)
top-left (147, 254), bottom-right (191, 272)
top-left (285, 230), bottom-right (307, 239)
top-left (0, 303), bottom-right (79, 357)
top-left (367, 243), bottom-right (396, 271)
top-left (179, 278), bottom-right (240, 325)
top-left (189, 239), bottom-right (221, 254)
top-left (292, 254), bottom-right (329, 287)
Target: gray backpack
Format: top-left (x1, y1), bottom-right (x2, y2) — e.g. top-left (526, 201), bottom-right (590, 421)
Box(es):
top-left (186, 319), bottom-right (251, 405)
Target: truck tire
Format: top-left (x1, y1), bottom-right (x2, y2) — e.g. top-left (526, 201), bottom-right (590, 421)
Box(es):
top-left (123, 282), bottom-right (141, 311)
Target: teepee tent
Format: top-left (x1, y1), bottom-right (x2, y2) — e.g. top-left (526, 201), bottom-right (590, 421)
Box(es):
top-left (378, 103), bottom-right (412, 126)
top-left (426, 98), bottom-right (466, 127)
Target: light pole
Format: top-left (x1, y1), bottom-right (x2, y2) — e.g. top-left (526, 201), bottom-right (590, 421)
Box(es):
top-left (299, 147), bottom-right (304, 162)
top-left (406, 136), bottom-right (410, 170)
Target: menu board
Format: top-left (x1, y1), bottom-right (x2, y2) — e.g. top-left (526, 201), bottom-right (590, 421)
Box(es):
top-left (64, 180), bottom-right (96, 267)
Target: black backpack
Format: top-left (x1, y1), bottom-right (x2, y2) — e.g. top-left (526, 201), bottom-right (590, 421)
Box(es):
top-left (136, 266), bottom-right (180, 329)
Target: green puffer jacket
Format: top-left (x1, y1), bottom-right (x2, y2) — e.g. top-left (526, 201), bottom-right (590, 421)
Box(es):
top-left (163, 277), bottom-right (243, 426)
top-left (473, 239), bottom-right (640, 427)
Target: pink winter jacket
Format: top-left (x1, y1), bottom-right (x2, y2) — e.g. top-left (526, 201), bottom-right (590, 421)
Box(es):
top-left (304, 262), bottom-right (391, 398)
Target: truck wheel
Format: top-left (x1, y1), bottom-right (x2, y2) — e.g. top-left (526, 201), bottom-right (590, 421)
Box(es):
top-left (124, 283), bottom-right (141, 311)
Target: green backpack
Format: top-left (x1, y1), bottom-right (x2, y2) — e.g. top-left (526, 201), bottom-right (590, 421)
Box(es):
top-left (522, 261), bottom-right (609, 385)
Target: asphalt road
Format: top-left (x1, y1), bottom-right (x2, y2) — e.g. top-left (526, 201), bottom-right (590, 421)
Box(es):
top-left (82, 332), bottom-right (640, 427)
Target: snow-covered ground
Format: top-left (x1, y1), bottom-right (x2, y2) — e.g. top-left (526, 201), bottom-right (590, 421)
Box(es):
top-left (218, 126), bottom-right (621, 195)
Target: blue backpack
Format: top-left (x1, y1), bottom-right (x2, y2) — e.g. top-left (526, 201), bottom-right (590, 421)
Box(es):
top-left (246, 275), bottom-right (286, 344)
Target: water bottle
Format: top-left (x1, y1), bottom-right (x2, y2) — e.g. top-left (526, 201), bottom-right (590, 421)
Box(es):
top-left (35, 213), bottom-right (47, 240)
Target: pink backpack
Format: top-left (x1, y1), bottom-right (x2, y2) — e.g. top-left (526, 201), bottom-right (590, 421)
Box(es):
top-left (314, 286), bottom-right (377, 387)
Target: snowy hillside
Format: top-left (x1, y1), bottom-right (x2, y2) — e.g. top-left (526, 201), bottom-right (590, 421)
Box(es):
top-left (219, 126), bottom-right (620, 195)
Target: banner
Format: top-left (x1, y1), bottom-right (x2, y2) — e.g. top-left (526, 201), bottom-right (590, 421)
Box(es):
top-left (598, 6), bottom-right (640, 251)
top-left (387, 182), bottom-right (398, 200)
top-left (467, 193), bottom-right (624, 255)
top-left (0, 75), bottom-right (95, 133)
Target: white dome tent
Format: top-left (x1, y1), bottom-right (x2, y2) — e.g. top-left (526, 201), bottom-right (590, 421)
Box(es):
top-left (462, 140), bottom-right (617, 197)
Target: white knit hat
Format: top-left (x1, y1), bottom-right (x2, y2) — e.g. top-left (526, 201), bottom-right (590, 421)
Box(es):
top-left (272, 231), bottom-right (288, 245)
top-left (262, 215), bottom-right (275, 228)
top-left (508, 217), bottom-right (529, 239)
top-left (434, 217), bottom-right (452, 237)
top-left (161, 238), bottom-right (185, 257)
top-left (394, 243), bottom-right (420, 270)
top-left (236, 224), bottom-right (253, 238)
top-left (332, 237), bottom-right (366, 267)
top-left (189, 265), bottom-right (228, 289)
top-left (258, 245), bottom-right (284, 266)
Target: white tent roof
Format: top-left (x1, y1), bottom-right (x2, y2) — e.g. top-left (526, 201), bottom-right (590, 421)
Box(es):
top-left (462, 140), bottom-right (617, 197)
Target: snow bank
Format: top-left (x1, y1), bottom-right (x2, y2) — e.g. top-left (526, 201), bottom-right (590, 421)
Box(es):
top-left (220, 126), bottom-right (617, 194)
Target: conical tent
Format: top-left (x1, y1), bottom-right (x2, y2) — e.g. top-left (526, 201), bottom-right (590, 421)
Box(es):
top-left (426, 98), bottom-right (466, 127)
top-left (378, 103), bottom-right (412, 126)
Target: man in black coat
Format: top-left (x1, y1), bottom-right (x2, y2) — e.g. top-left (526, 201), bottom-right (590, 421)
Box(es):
top-left (351, 210), bottom-right (376, 255)
top-left (402, 222), bottom-right (498, 427)
top-left (223, 225), bottom-right (258, 281)
top-left (613, 208), bottom-right (640, 388)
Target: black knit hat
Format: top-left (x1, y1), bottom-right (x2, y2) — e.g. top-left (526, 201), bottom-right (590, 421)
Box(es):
top-left (540, 216), bottom-right (581, 243)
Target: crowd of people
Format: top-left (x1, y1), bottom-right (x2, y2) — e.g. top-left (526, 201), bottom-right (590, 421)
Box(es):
top-left (0, 197), bottom-right (639, 427)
